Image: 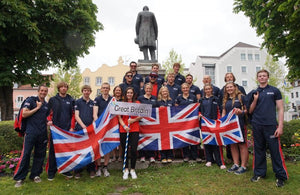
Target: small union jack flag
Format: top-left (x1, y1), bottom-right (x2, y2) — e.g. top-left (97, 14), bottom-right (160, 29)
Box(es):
top-left (201, 108), bottom-right (244, 146)
top-left (50, 104), bottom-right (120, 173)
top-left (138, 103), bottom-right (201, 151)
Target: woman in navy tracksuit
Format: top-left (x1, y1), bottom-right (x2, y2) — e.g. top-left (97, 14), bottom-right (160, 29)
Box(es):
top-left (157, 86), bottom-right (174, 163)
top-left (199, 84), bottom-right (226, 169)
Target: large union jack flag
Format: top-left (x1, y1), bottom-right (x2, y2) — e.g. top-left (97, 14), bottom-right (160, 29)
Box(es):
top-left (138, 103), bottom-right (201, 150)
top-left (50, 106), bottom-right (119, 173)
top-left (201, 108), bottom-right (244, 146)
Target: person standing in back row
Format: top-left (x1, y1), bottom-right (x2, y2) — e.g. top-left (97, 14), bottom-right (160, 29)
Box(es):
top-left (248, 69), bottom-right (288, 187)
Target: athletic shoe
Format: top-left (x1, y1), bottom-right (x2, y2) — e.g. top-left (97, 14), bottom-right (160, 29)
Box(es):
top-left (276, 179), bottom-right (284, 187)
top-left (234, 167), bottom-right (247, 175)
top-left (150, 157), bottom-right (155, 163)
top-left (251, 175), bottom-right (263, 182)
top-left (118, 157), bottom-right (122, 162)
top-left (167, 159), bottom-right (173, 163)
top-left (220, 165), bottom-right (227, 169)
top-left (96, 167), bottom-right (102, 177)
top-left (196, 158), bottom-right (202, 163)
top-left (103, 167), bottom-right (110, 177)
top-left (90, 171), bottom-right (96, 179)
top-left (227, 164), bottom-right (239, 173)
top-left (130, 169), bottom-right (137, 179)
top-left (62, 172), bottom-right (73, 179)
top-left (33, 176), bottom-right (42, 183)
top-left (75, 173), bottom-right (81, 179)
top-left (205, 162), bottom-right (212, 167)
top-left (47, 175), bottom-right (55, 181)
top-left (161, 159), bottom-right (167, 164)
top-left (140, 157), bottom-right (146, 162)
top-left (183, 157), bottom-right (189, 162)
top-left (15, 180), bottom-right (24, 188)
top-left (123, 170), bottom-right (129, 180)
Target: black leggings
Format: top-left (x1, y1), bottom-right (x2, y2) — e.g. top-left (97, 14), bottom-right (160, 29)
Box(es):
top-left (120, 132), bottom-right (139, 169)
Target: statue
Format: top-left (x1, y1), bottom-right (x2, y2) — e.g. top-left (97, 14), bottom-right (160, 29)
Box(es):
top-left (135, 6), bottom-right (158, 62)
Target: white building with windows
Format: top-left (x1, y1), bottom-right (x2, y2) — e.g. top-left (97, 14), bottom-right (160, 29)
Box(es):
top-left (287, 80), bottom-right (300, 120)
top-left (189, 42), bottom-right (268, 93)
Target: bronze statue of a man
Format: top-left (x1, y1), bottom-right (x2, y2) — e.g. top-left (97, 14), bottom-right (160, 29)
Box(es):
top-left (135, 6), bottom-right (158, 62)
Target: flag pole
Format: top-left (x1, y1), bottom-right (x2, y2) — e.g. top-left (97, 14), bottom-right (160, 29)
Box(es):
top-left (122, 117), bottom-right (130, 172)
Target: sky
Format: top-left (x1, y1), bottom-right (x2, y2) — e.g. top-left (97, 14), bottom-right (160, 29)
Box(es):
top-left (76, 0), bottom-right (263, 72)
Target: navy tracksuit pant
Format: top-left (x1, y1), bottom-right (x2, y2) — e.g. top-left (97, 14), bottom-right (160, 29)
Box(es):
top-left (47, 133), bottom-right (57, 177)
top-left (14, 133), bottom-right (47, 180)
top-left (252, 123), bottom-right (288, 180)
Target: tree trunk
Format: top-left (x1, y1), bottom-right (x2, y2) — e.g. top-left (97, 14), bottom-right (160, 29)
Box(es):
top-left (0, 86), bottom-right (13, 121)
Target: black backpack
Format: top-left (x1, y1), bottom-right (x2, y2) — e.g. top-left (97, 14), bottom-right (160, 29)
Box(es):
top-left (13, 96), bottom-right (36, 137)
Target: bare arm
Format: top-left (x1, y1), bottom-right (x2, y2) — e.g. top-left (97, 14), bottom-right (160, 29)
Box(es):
top-left (93, 106), bottom-right (99, 122)
top-left (74, 110), bottom-right (86, 130)
top-left (22, 101), bottom-right (42, 118)
top-left (274, 99), bottom-right (284, 137)
top-left (249, 92), bottom-right (259, 114)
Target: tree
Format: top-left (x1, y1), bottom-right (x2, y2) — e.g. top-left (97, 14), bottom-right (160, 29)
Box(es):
top-left (0, 0), bottom-right (102, 120)
top-left (162, 49), bottom-right (185, 76)
top-left (233, 0), bottom-right (300, 80)
top-left (49, 66), bottom-right (82, 99)
top-left (262, 55), bottom-right (291, 111)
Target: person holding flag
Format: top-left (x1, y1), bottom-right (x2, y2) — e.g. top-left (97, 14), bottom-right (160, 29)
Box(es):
top-left (118, 87), bottom-right (142, 180)
top-left (199, 84), bottom-right (226, 169)
top-left (222, 82), bottom-right (248, 174)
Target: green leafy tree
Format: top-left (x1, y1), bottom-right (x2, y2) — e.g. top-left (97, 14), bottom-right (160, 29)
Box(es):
top-left (262, 55), bottom-right (291, 111)
top-left (0, 0), bottom-right (102, 120)
top-left (49, 66), bottom-right (82, 99)
top-left (162, 49), bottom-right (185, 76)
top-left (233, 0), bottom-right (300, 80)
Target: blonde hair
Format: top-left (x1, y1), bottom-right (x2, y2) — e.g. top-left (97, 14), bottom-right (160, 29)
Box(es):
top-left (144, 83), bottom-right (153, 89)
top-left (222, 82), bottom-right (243, 108)
top-left (157, 86), bottom-right (171, 101)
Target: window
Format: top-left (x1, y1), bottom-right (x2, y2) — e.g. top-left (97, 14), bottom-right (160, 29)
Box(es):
top-left (291, 93), bottom-right (294, 98)
top-left (240, 53), bottom-right (246, 61)
top-left (256, 66), bottom-right (261, 72)
top-left (96, 77), bottom-right (102, 86)
top-left (203, 64), bottom-right (216, 84)
top-left (16, 96), bottom-right (24, 108)
top-left (296, 92), bottom-right (299, 98)
top-left (248, 54), bottom-right (253, 61)
top-left (108, 77), bottom-right (115, 86)
top-left (97, 89), bottom-right (101, 96)
top-left (255, 54), bottom-right (260, 61)
top-left (227, 66), bottom-right (232, 73)
top-left (241, 66), bottom-right (247, 73)
top-left (295, 81), bottom-right (299, 87)
top-left (84, 77), bottom-right (90, 85)
top-left (242, 80), bottom-right (248, 87)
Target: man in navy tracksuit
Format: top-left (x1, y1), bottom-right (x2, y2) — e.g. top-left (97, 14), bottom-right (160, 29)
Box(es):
top-left (93, 82), bottom-right (113, 177)
top-left (248, 69), bottom-right (288, 187)
top-left (173, 63), bottom-right (185, 86)
top-left (14, 85), bottom-right (50, 187)
top-left (47, 82), bottom-right (75, 180)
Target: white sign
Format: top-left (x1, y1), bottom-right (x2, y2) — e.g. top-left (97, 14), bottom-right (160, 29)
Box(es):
top-left (109, 101), bottom-right (152, 117)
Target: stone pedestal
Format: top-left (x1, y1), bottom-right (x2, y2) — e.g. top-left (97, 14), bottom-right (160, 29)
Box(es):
top-left (136, 61), bottom-right (165, 78)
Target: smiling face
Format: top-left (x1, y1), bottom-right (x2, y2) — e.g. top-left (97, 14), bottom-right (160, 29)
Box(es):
top-left (82, 89), bottom-right (91, 99)
top-left (145, 84), bottom-right (153, 95)
top-left (181, 84), bottom-right (190, 95)
top-left (257, 71), bottom-right (269, 85)
top-left (101, 84), bottom-right (110, 95)
top-left (225, 73), bottom-right (234, 82)
top-left (225, 83), bottom-right (235, 96)
top-left (126, 88), bottom-right (134, 101)
top-left (185, 75), bottom-right (193, 84)
top-left (204, 85), bottom-right (212, 97)
top-left (203, 76), bottom-right (211, 85)
top-left (38, 86), bottom-right (48, 100)
top-left (130, 62), bottom-right (137, 72)
top-left (113, 87), bottom-right (122, 98)
top-left (161, 88), bottom-right (169, 99)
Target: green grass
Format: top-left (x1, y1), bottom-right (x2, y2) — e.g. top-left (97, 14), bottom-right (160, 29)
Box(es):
top-left (1, 157), bottom-right (299, 195)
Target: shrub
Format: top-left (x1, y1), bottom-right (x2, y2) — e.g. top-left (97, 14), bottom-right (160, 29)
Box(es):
top-left (0, 121), bottom-right (23, 154)
top-left (281, 120), bottom-right (300, 147)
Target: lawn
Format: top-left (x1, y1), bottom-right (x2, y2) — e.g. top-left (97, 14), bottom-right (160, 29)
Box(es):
top-left (1, 156), bottom-right (299, 195)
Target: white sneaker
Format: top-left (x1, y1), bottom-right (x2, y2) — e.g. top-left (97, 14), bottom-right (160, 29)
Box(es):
top-left (123, 170), bottom-right (129, 180)
top-left (220, 165), bottom-right (227, 170)
top-left (96, 167), bottom-right (101, 177)
top-left (205, 162), bottom-right (212, 167)
top-left (130, 169), bottom-right (137, 179)
top-left (140, 157), bottom-right (145, 162)
top-left (33, 176), bottom-right (41, 183)
top-left (150, 157), bottom-right (155, 163)
top-left (102, 167), bottom-right (110, 177)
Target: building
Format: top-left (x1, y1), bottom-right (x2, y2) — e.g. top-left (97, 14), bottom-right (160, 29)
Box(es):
top-left (81, 57), bottom-right (129, 98)
top-left (189, 42), bottom-right (268, 92)
top-left (286, 80), bottom-right (300, 120)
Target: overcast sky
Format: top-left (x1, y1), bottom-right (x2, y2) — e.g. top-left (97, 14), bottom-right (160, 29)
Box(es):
top-left (77, 0), bottom-right (263, 71)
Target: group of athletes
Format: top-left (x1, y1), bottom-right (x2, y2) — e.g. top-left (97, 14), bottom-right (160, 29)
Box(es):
top-left (13, 61), bottom-right (288, 187)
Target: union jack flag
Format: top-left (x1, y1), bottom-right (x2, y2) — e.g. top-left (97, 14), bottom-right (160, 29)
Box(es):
top-left (138, 103), bottom-right (201, 150)
top-left (50, 106), bottom-right (119, 173)
top-left (201, 108), bottom-right (244, 146)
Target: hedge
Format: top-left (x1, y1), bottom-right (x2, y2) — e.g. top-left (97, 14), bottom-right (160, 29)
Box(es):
top-left (0, 121), bottom-right (23, 154)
